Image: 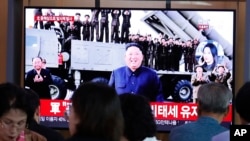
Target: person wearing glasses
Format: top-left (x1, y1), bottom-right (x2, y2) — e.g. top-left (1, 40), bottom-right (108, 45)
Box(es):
top-left (0, 82), bottom-right (46, 141)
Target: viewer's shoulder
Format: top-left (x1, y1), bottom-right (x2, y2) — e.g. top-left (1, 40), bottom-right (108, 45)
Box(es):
top-left (171, 123), bottom-right (195, 132)
top-left (211, 130), bottom-right (229, 141)
top-left (35, 124), bottom-right (65, 141)
top-left (169, 124), bottom-right (196, 141)
top-left (25, 128), bottom-right (47, 141)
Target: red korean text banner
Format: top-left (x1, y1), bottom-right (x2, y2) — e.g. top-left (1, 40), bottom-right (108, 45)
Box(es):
top-left (150, 102), bottom-right (232, 122)
top-left (40, 100), bottom-right (232, 122)
top-left (34, 16), bottom-right (74, 22)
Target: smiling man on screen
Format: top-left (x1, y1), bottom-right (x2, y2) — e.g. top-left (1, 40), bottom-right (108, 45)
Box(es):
top-left (108, 42), bottom-right (164, 102)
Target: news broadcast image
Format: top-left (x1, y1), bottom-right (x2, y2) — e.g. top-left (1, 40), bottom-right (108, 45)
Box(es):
top-left (24, 8), bottom-right (234, 131)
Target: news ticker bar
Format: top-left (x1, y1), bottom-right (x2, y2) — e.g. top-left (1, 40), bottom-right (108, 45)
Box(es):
top-left (230, 125), bottom-right (250, 141)
top-left (39, 100), bottom-right (232, 122)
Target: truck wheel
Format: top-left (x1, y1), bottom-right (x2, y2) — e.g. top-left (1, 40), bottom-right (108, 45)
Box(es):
top-left (49, 75), bottom-right (67, 100)
top-left (172, 80), bottom-right (192, 102)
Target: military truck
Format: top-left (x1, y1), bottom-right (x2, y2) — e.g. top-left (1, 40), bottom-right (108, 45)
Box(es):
top-left (25, 27), bottom-right (194, 102)
top-left (25, 27), bottom-right (126, 100)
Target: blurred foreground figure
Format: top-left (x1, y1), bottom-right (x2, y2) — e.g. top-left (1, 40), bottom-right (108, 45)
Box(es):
top-left (66, 82), bottom-right (123, 141)
top-left (119, 93), bottom-right (158, 141)
top-left (25, 88), bottom-right (65, 141)
top-left (212, 81), bottom-right (250, 141)
top-left (0, 82), bottom-right (46, 141)
top-left (169, 82), bottom-right (232, 141)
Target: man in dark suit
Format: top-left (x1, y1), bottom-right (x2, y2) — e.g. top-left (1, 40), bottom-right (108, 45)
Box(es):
top-left (74, 12), bottom-right (83, 40)
top-left (25, 57), bottom-right (53, 99)
top-left (33, 8), bottom-right (43, 29)
top-left (99, 9), bottom-right (111, 43)
top-left (90, 9), bottom-right (100, 41)
top-left (82, 14), bottom-right (91, 41)
top-left (44, 9), bottom-right (55, 30)
top-left (121, 10), bottom-right (131, 44)
top-left (110, 9), bottom-right (121, 43)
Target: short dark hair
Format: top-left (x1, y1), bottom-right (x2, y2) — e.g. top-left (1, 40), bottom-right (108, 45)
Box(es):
top-left (32, 56), bottom-right (43, 62)
top-left (197, 82), bottom-right (232, 114)
top-left (216, 64), bottom-right (225, 70)
top-left (71, 82), bottom-right (123, 141)
top-left (125, 42), bottom-right (143, 51)
top-left (42, 59), bottom-right (46, 64)
top-left (203, 43), bottom-right (218, 61)
top-left (0, 83), bottom-right (29, 118)
top-left (235, 82), bottom-right (250, 122)
top-left (119, 93), bottom-right (157, 141)
top-left (90, 77), bottom-right (109, 85)
top-left (194, 65), bottom-right (206, 72)
top-left (75, 12), bottom-right (81, 16)
top-left (24, 88), bottom-right (40, 124)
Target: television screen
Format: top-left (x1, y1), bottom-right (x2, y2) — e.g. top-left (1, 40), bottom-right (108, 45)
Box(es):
top-left (24, 7), bottom-right (235, 131)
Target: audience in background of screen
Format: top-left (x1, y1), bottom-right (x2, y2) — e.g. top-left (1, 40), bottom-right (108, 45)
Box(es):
top-left (65, 82), bottom-right (123, 141)
top-left (99, 9), bottom-right (111, 43)
top-left (44, 9), bottom-right (55, 30)
top-left (90, 9), bottom-right (100, 42)
top-left (119, 93), bottom-right (158, 141)
top-left (33, 8), bottom-right (44, 29)
top-left (110, 9), bottom-right (121, 43)
top-left (121, 10), bottom-right (131, 44)
top-left (169, 82), bottom-right (232, 141)
top-left (108, 42), bottom-right (164, 102)
top-left (24, 88), bottom-right (65, 141)
top-left (82, 14), bottom-right (91, 41)
top-left (0, 82), bottom-right (46, 141)
top-left (212, 81), bottom-right (250, 141)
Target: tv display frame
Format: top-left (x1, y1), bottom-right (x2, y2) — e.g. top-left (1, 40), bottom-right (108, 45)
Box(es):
top-left (24, 6), bottom-right (235, 132)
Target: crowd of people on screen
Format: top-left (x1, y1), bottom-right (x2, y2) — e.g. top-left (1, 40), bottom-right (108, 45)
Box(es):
top-left (32, 8), bottom-right (232, 73)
